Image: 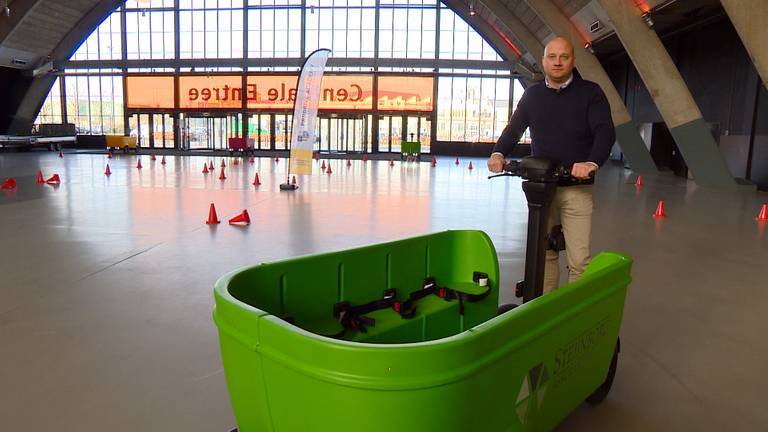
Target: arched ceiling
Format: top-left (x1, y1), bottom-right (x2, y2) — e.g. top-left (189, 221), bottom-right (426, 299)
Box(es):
top-left (0, 0), bottom-right (644, 73)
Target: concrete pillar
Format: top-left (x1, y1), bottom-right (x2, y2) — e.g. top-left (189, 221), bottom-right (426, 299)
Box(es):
top-left (522, 0), bottom-right (658, 174)
top-left (720, 0), bottom-right (768, 89)
top-left (596, 0), bottom-right (741, 188)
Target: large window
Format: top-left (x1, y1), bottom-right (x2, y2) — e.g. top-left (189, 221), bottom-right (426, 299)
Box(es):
top-left (41, 0), bottom-right (517, 145)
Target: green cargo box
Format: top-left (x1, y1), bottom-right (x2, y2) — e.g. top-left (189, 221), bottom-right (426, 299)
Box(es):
top-left (213, 230), bottom-right (632, 431)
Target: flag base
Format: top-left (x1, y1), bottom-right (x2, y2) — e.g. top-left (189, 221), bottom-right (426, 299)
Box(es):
top-left (280, 183), bottom-right (299, 191)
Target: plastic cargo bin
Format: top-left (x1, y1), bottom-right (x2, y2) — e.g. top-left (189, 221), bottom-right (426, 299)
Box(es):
top-left (213, 230), bottom-right (632, 432)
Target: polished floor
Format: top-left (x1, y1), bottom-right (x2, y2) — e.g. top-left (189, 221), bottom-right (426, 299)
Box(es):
top-left (0, 151), bottom-right (766, 431)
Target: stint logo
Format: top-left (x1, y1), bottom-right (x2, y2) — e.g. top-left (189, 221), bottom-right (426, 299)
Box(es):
top-left (515, 363), bottom-right (550, 426)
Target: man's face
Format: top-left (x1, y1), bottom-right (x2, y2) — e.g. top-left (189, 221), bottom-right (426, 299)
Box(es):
top-left (542, 39), bottom-right (575, 82)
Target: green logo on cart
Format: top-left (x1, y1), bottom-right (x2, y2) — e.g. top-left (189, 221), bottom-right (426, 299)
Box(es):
top-left (515, 363), bottom-right (550, 426)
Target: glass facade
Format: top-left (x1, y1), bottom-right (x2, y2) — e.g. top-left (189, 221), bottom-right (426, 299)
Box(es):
top-left (36, 0), bottom-right (525, 151)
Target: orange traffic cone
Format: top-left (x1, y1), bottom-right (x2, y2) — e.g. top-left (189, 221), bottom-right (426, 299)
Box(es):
top-left (362, 154), bottom-right (368, 162)
top-left (205, 203), bottom-right (220, 225)
top-left (221, 159), bottom-right (226, 168)
top-left (252, 172), bottom-right (261, 186)
top-left (136, 159), bottom-right (143, 169)
top-left (327, 164), bottom-right (333, 174)
top-left (389, 159), bottom-right (395, 167)
top-left (455, 157), bottom-right (459, 165)
top-left (105, 164), bottom-right (111, 176)
top-left (291, 175), bottom-right (297, 185)
top-left (653, 200), bottom-right (666, 218)
top-left (219, 167), bottom-right (227, 180)
top-left (151, 154), bottom-right (156, 161)
top-left (0, 178), bottom-right (17, 189)
top-left (46, 174), bottom-right (61, 184)
top-left (202, 164), bottom-right (209, 174)
top-left (209, 161), bottom-right (214, 171)
top-left (635, 175), bottom-right (643, 187)
top-left (234, 159), bottom-right (239, 166)
top-left (321, 160), bottom-right (326, 170)
top-left (756, 204), bottom-right (768, 221)
top-left (160, 155), bottom-right (166, 165)
top-left (107, 151), bottom-right (113, 159)
top-left (58, 150), bottom-right (63, 158)
top-left (228, 210), bottom-right (251, 225)
top-left (346, 159), bottom-right (351, 167)
top-left (468, 161), bottom-right (474, 170)
top-left (431, 156), bottom-right (437, 167)
top-left (36, 170), bottom-right (45, 184)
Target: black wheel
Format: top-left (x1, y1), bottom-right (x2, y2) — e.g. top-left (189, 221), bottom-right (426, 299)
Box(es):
top-left (497, 303), bottom-right (518, 315)
top-left (586, 338), bottom-right (620, 405)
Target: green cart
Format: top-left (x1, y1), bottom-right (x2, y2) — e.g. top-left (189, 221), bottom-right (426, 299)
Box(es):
top-left (213, 157), bottom-right (632, 431)
top-left (401, 141), bottom-right (421, 160)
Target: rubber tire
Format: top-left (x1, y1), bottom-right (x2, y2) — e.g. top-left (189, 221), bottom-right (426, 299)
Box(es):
top-left (586, 338), bottom-right (620, 405)
top-left (497, 303), bottom-right (518, 315)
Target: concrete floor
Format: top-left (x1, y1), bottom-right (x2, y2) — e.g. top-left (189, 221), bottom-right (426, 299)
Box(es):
top-left (0, 151), bottom-right (766, 431)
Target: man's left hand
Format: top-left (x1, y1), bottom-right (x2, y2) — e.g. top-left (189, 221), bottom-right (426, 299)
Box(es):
top-left (571, 162), bottom-right (597, 180)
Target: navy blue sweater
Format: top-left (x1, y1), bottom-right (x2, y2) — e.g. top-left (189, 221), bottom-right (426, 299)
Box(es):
top-left (494, 78), bottom-right (615, 172)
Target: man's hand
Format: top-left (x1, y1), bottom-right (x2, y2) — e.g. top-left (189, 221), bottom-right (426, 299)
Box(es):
top-left (487, 153), bottom-right (506, 173)
top-left (571, 162), bottom-right (597, 180)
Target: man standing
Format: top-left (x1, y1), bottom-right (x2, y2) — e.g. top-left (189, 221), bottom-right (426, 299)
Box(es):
top-left (487, 37), bottom-right (615, 292)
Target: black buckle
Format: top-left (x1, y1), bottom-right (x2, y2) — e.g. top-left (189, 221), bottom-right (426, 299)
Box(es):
top-left (515, 281), bottom-right (525, 298)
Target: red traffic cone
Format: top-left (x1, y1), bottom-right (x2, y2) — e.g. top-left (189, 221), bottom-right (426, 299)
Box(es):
top-left (756, 204), bottom-right (768, 221)
top-left (160, 155), bottom-right (166, 165)
top-left (653, 201), bottom-right (666, 218)
top-left (107, 151), bottom-right (113, 159)
top-left (389, 159), bottom-right (395, 167)
top-left (36, 170), bottom-right (45, 184)
top-left (468, 161), bottom-right (474, 170)
top-left (249, 156), bottom-right (255, 164)
top-left (105, 164), bottom-right (112, 176)
top-left (234, 159), bottom-right (239, 166)
top-left (321, 160), bottom-right (326, 170)
top-left (202, 164), bottom-right (209, 174)
top-left (136, 159), bottom-right (143, 169)
top-left (431, 156), bottom-right (437, 167)
top-left (346, 159), bottom-right (351, 167)
top-left (219, 167), bottom-right (227, 180)
top-left (151, 154), bottom-right (156, 161)
top-left (252, 172), bottom-right (261, 186)
top-left (221, 159), bottom-right (226, 168)
top-left (327, 164), bottom-right (333, 174)
top-left (635, 175), bottom-right (643, 187)
top-left (209, 161), bottom-right (214, 171)
top-left (362, 154), bottom-right (368, 162)
top-left (228, 209), bottom-right (251, 225)
top-left (58, 150), bottom-right (63, 158)
top-left (205, 203), bottom-right (220, 225)
top-left (275, 155), bottom-right (280, 162)
top-left (291, 175), bottom-right (297, 185)
top-left (0, 178), bottom-right (17, 189)
top-left (46, 174), bottom-right (61, 184)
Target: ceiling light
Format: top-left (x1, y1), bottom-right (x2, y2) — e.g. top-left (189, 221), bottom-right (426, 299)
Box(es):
top-left (469, 2), bottom-right (476, 16)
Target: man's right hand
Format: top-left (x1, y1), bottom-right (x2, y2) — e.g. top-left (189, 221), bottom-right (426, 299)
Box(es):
top-left (487, 153), bottom-right (506, 173)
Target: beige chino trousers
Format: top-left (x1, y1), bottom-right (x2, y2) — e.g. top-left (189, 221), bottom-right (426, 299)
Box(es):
top-left (543, 184), bottom-right (594, 293)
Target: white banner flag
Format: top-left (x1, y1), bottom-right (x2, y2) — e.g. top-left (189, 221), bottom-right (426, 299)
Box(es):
top-left (289, 49), bottom-right (331, 175)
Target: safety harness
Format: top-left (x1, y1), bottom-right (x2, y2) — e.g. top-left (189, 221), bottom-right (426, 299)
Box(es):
top-left (332, 272), bottom-right (491, 335)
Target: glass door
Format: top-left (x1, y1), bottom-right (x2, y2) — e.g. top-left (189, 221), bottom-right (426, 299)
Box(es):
top-left (248, 114), bottom-right (273, 150)
top-left (129, 113), bottom-right (152, 148)
top-left (274, 114), bottom-right (292, 150)
top-left (378, 115), bottom-right (403, 153)
top-left (404, 115), bottom-right (431, 154)
top-left (151, 114), bottom-right (175, 148)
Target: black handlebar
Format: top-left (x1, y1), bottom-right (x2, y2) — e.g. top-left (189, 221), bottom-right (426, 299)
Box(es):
top-left (488, 157), bottom-right (594, 183)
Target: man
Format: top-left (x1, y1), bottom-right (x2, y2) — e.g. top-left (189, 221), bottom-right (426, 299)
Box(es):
top-left (487, 37), bottom-right (615, 293)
